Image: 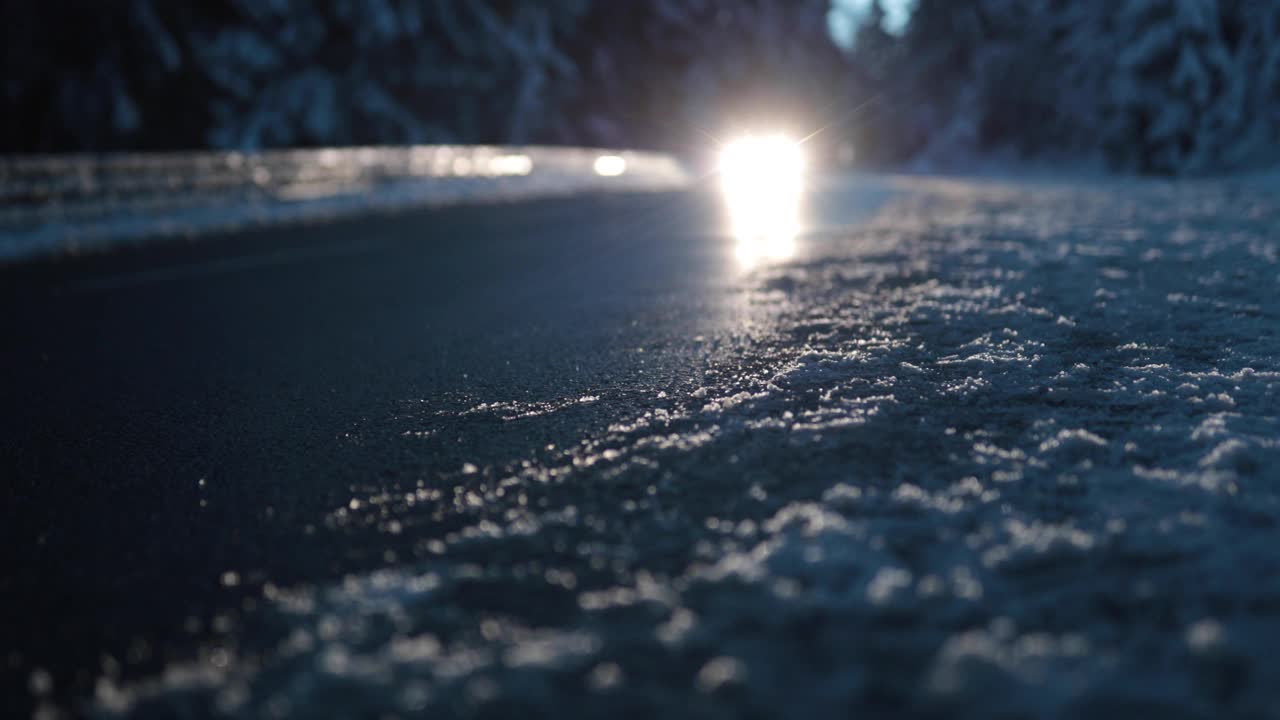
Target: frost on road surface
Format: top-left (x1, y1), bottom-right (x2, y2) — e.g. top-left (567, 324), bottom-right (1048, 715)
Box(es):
top-left (96, 175), bottom-right (1279, 718)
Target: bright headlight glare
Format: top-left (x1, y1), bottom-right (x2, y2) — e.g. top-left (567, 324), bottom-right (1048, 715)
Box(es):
top-left (719, 135), bottom-right (804, 263)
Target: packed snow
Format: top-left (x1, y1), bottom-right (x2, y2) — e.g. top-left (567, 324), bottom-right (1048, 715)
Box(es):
top-left (84, 173), bottom-right (1280, 718)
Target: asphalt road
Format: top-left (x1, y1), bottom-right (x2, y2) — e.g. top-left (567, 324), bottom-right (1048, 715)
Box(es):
top-left (4, 174), bottom-right (1279, 719)
top-left (0, 180), bottom-right (890, 716)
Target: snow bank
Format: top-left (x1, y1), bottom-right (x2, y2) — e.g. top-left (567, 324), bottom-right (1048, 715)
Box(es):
top-left (0, 146), bottom-right (688, 263)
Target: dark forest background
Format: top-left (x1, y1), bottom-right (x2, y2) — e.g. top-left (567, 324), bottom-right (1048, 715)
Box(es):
top-left (4, 0), bottom-right (1280, 175)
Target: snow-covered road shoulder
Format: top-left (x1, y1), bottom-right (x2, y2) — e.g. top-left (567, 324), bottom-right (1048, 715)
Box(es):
top-left (0, 146), bottom-right (688, 263)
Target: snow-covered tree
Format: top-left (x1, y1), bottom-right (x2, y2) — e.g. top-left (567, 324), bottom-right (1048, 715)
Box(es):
top-left (2, 1), bottom-right (224, 152)
top-left (193, 0), bottom-right (589, 149)
top-left (1073, 0), bottom-right (1280, 173)
top-left (3, 0), bottom-right (591, 152)
top-left (845, 0), bottom-right (1280, 174)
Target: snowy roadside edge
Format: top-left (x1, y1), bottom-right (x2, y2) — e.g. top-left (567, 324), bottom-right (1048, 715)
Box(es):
top-left (0, 146), bottom-right (690, 263)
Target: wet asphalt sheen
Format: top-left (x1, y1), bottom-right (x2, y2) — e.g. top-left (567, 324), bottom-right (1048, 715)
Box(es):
top-left (0, 183), bottom-right (890, 714)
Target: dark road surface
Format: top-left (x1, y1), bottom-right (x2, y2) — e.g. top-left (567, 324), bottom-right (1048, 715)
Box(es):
top-left (5, 174), bottom-right (1280, 719)
top-left (1, 182), bottom-right (889, 716)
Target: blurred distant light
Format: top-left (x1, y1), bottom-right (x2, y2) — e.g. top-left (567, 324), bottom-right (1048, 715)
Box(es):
top-left (488, 154), bottom-right (533, 176)
top-left (720, 135), bottom-right (804, 266)
top-left (593, 155), bottom-right (628, 177)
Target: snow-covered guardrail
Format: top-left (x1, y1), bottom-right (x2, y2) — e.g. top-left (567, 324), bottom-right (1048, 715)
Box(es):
top-left (0, 146), bottom-right (690, 263)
